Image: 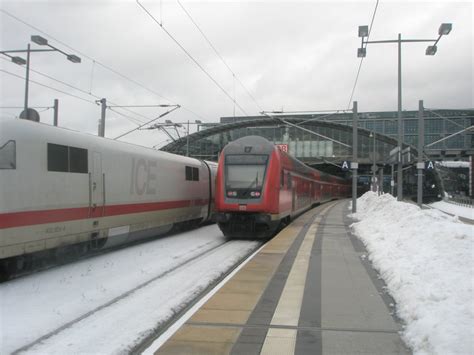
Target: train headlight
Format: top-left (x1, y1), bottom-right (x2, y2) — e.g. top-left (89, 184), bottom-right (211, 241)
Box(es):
top-left (227, 191), bottom-right (237, 197)
top-left (250, 191), bottom-right (261, 197)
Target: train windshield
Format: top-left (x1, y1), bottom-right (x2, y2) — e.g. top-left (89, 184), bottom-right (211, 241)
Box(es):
top-left (225, 155), bottom-right (268, 189)
top-left (0, 140), bottom-right (16, 169)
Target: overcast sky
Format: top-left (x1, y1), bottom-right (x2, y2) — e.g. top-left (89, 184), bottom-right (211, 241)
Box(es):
top-left (1, 0), bottom-right (472, 148)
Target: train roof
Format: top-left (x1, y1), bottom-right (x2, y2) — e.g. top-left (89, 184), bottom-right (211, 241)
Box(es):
top-left (1, 118), bottom-right (210, 166)
top-left (221, 135), bottom-right (276, 155)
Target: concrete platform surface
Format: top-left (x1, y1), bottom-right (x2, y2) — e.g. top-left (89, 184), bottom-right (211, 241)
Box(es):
top-left (155, 201), bottom-right (410, 355)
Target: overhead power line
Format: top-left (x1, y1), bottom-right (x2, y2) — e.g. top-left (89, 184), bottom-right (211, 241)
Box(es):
top-left (0, 8), bottom-right (206, 121)
top-left (176, 0), bottom-right (264, 113)
top-left (136, 0), bottom-right (249, 116)
top-left (346, 0), bottom-right (379, 109)
top-left (0, 56), bottom-right (156, 126)
top-left (0, 68), bottom-right (96, 105)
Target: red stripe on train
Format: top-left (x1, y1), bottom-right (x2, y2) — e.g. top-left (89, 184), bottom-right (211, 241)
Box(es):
top-left (0, 199), bottom-right (209, 229)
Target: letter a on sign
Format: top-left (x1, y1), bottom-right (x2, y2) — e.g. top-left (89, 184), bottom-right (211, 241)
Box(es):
top-left (426, 161), bottom-right (435, 170)
top-left (341, 161), bottom-right (350, 171)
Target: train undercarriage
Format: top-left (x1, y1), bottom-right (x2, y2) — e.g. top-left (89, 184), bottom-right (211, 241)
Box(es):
top-left (215, 212), bottom-right (284, 239)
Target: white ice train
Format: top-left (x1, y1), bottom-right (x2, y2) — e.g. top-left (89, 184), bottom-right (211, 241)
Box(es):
top-left (0, 118), bottom-right (216, 276)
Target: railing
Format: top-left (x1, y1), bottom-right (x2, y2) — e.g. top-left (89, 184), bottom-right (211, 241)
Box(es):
top-left (444, 195), bottom-right (473, 208)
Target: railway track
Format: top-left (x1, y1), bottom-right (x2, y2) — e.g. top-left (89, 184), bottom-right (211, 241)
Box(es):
top-left (422, 203), bottom-right (474, 225)
top-left (5, 227), bottom-right (261, 354)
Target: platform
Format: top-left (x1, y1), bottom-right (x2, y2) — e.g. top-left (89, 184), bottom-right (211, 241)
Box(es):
top-left (155, 201), bottom-right (409, 354)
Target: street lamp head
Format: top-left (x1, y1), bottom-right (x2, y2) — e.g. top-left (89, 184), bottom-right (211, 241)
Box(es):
top-left (31, 35), bottom-right (48, 46)
top-left (165, 119), bottom-right (173, 124)
top-left (67, 54), bottom-right (81, 63)
top-left (195, 120), bottom-right (202, 124)
top-left (358, 25), bottom-right (369, 38)
top-left (426, 45), bottom-right (437, 56)
top-left (12, 56), bottom-right (27, 65)
top-left (357, 47), bottom-right (366, 58)
top-left (439, 23), bottom-right (452, 36)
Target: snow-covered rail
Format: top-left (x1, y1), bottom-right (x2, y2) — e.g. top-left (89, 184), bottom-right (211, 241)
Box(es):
top-left (1, 225), bottom-right (261, 354)
top-left (424, 200), bottom-right (474, 224)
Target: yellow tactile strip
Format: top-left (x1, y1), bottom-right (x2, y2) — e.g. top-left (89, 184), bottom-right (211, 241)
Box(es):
top-left (156, 207), bottom-right (325, 355)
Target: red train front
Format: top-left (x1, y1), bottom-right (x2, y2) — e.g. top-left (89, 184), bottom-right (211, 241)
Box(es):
top-left (215, 136), bottom-right (350, 238)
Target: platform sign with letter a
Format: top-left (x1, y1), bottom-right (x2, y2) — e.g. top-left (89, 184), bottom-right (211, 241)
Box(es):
top-left (341, 160), bottom-right (350, 171)
top-left (425, 161), bottom-right (435, 170)
top-left (276, 144), bottom-right (288, 153)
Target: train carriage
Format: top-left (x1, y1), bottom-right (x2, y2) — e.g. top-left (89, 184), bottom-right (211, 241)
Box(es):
top-left (0, 118), bottom-right (216, 275)
top-left (215, 136), bottom-right (350, 238)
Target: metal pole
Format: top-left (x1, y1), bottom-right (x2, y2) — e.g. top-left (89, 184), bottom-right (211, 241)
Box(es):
top-left (24, 43), bottom-right (31, 120)
top-left (372, 131), bottom-right (376, 191)
top-left (397, 33), bottom-right (403, 201)
top-left (186, 120), bottom-right (190, 157)
top-left (352, 101), bottom-right (358, 213)
top-left (390, 164), bottom-right (394, 195)
top-left (417, 100), bottom-right (424, 207)
top-left (378, 167), bottom-right (383, 195)
top-left (53, 99), bottom-right (59, 126)
top-left (99, 98), bottom-right (106, 137)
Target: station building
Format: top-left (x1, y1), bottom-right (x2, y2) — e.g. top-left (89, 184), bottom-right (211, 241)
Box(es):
top-left (160, 109), bottom-right (473, 197)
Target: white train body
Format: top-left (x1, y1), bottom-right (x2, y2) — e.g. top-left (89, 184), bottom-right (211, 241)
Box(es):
top-left (0, 119), bottom-right (216, 262)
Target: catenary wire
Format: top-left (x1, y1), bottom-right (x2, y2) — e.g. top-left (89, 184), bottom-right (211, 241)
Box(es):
top-left (0, 57), bottom-right (152, 125)
top-left (136, 0), bottom-right (249, 116)
top-left (0, 68), bottom-right (97, 105)
top-left (176, 0), bottom-right (264, 113)
top-left (0, 8), bottom-right (206, 121)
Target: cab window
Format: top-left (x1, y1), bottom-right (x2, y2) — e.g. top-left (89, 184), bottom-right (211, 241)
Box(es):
top-left (0, 140), bottom-right (16, 169)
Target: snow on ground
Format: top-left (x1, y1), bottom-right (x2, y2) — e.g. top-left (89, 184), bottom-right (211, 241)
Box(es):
top-left (0, 225), bottom-right (259, 354)
top-left (350, 192), bottom-right (473, 355)
top-left (430, 200), bottom-right (473, 220)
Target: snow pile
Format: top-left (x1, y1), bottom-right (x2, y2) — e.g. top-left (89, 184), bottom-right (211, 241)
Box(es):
top-left (351, 192), bottom-right (474, 355)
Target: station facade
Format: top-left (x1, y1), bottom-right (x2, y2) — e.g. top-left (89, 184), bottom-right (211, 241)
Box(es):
top-left (161, 109), bottom-right (473, 164)
top-left (160, 109), bottom-right (473, 198)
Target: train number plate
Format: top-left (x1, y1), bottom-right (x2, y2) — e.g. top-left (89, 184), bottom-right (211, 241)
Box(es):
top-left (239, 204), bottom-right (247, 211)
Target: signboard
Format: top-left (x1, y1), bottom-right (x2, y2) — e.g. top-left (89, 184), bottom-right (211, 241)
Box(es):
top-left (276, 144), bottom-right (288, 153)
top-left (425, 161), bottom-right (435, 170)
top-left (341, 161), bottom-right (350, 171)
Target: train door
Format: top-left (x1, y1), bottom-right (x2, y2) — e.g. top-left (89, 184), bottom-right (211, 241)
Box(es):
top-left (292, 180), bottom-right (296, 212)
top-left (90, 152), bottom-right (104, 218)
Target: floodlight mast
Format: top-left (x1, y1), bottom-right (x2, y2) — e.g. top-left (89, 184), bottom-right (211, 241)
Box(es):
top-left (356, 23), bottom-right (452, 201)
top-left (0, 35), bottom-right (81, 120)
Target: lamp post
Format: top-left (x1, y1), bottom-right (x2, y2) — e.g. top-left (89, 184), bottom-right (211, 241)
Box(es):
top-left (0, 35), bottom-right (81, 120)
top-left (357, 23), bottom-right (452, 201)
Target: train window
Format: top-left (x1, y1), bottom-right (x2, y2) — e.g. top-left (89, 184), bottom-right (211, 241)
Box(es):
top-left (185, 166), bottom-right (199, 181)
top-left (48, 143), bottom-right (88, 173)
top-left (226, 154), bottom-right (268, 165)
top-left (280, 170), bottom-right (284, 187)
top-left (185, 166), bottom-right (193, 180)
top-left (0, 140), bottom-right (16, 169)
top-left (69, 147), bottom-right (88, 173)
top-left (192, 167), bottom-right (199, 181)
top-left (48, 143), bottom-right (68, 172)
top-left (287, 172), bottom-right (292, 189)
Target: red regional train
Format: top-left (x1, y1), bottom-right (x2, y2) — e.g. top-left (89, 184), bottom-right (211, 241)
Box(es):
top-left (215, 136), bottom-right (350, 238)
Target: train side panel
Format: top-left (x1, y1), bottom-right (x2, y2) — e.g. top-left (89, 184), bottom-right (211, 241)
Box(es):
top-left (0, 119), bottom-right (214, 260)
